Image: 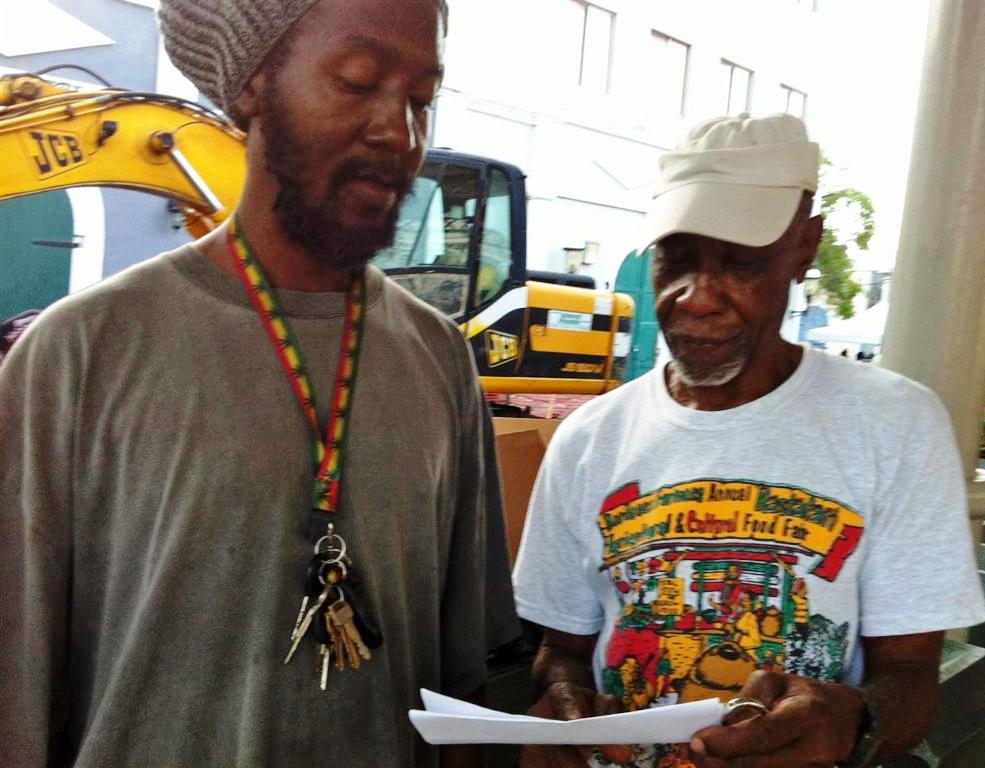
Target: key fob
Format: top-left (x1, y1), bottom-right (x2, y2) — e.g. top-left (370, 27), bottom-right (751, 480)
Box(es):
top-left (338, 582), bottom-right (384, 649)
top-left (304, 555), bottom-right (326, 596)
top-left (311, 604), bottom-right (331, 644)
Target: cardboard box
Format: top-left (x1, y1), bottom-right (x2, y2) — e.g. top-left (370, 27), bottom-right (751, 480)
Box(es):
top-left (493, 418), bottom-right (561, 563)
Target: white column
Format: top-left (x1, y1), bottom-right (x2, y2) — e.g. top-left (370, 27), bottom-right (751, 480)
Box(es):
top-left (881, 0), bottom-right (985, 516)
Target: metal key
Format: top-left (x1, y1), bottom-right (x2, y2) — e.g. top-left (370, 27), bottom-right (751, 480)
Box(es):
top-left (283, 584), bottom-right (332, 664)
top-left (310, 600), bottom-right (334, 684)
top-left (318, 643), bottom-right (330, 690)
top-left (288, 595), bottom-right (310, 643)
top-left (331, 613), bottom-right (360, 669)
top-left (329, 598), bottom-right (372, 663)
top-left (290, 553), bottom-right (332, 643)
top-left (328, 612), bottom-right (349, 671)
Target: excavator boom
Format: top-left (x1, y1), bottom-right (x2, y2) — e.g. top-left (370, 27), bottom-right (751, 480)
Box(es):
top-left (1, 75), bottom-right (244, 238)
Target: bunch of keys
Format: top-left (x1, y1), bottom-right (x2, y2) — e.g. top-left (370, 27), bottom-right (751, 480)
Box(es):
top-left (284, 524), bottom-right (380, 690)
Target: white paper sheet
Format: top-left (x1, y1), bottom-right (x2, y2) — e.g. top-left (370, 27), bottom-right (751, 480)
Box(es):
top-left (409, 689), bottom-right (725, 745)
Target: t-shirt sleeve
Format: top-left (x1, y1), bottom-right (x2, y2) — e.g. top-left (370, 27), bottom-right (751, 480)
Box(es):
top-left (439, 343), bottom-right (520, 697)
top-left (0, 314), bottom-right (75, 767)
top-left (860, 386), bottom-right (985, 636)
top-left (512, 424), bottom-right (606, 636)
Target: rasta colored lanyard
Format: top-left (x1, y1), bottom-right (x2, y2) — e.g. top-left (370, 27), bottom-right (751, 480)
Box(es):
top-left (229, 216), bottom-right (383, 689)
top-left (227, 214), bottom-right (366, 517)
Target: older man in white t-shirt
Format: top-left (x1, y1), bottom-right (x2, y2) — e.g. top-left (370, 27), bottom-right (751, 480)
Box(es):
top-left (513, 113), bottom-right (985, 768)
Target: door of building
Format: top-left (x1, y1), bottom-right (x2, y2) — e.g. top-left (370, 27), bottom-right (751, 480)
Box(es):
top-left (0, 190), bottom-right (74, 320)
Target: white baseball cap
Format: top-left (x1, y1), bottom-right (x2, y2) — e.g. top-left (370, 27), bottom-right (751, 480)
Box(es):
top-left (639, 113), bottom-right (820, 252)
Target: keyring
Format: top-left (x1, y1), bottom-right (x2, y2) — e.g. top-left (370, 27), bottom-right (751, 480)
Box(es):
top-left (723, 697), bottom-right (769, 724)
top-left (314, 523), bottom-right (347, 562)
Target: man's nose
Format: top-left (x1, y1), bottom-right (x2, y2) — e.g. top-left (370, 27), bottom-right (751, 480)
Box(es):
top-left (676, 266), bottom-right (727, 315)
top-left (365, 94), bottom-right (418, 155)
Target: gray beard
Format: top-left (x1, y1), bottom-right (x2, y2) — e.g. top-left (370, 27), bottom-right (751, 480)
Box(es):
top-left (672, 357), bottom-right (746, 387)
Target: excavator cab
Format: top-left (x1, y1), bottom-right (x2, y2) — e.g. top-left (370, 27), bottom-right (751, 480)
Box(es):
top-left (373, 150), bottom-right (521, 321)
top-left (374, 150), bottom-right (634, 395)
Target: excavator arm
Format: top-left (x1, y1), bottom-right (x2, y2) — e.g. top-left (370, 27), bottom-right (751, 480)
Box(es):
top-left (0, 74), bottom-right (245, 238)
top-left (2, 72), bottom-right (635, 395)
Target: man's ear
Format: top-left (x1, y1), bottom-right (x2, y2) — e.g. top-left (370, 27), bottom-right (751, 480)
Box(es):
top-left (795, 214), bottom-right (823, 282)
top-left (234, 69), bottom-right (267, 124)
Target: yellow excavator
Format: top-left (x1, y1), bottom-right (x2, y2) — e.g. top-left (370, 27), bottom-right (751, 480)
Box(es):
top-left (0, 71), bottom-right (634, 394)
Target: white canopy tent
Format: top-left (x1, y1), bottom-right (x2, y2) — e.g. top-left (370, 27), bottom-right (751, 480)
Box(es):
top-left (806, 301), bottom-right (889, 346)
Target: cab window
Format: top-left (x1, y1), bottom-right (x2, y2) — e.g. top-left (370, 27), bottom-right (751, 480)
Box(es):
top-left (374, 162), bottom-right (480, 318)
top-left (475, 167), bottom-right (512, 306)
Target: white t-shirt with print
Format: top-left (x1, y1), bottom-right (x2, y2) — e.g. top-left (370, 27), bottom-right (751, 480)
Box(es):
top-left (513, 348), bottom-right (985, 760)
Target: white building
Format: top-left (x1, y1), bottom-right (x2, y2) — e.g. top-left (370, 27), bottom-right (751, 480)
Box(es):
top-left (3, 0), bottom-right (923, 320)
top-left (433, 0), bottom-right (829, 288)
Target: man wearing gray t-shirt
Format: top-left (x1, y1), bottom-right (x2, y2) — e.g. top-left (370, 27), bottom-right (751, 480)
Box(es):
top-left (0, 1), bottom-right (519, 767)
top-left (513, 114), bottom-right (985, 768)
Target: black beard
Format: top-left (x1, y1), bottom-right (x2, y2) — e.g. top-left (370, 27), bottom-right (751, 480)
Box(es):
top-left (261, 84), bottom-right (412, 272)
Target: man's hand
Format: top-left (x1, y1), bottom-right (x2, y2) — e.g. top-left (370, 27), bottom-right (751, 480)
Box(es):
top-left (520, 681), bottom-right (632, 767)
top-left (688, 670), bottom-right (864, 768)
top-left (521, 628), bottom-right (633, 767)
top-left (689, 631), bottom-right (942, 768)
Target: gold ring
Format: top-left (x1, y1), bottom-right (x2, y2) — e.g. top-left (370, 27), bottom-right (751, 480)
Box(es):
top-left (723, 697), bottom-right (769, 723)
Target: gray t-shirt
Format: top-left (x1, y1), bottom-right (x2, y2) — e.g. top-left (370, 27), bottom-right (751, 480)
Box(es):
top-left (514, 347), bottom-right (985, 765)
top-left (0, 245), bottom-right (519, 767)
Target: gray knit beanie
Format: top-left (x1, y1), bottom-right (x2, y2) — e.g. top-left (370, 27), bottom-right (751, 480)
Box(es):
top-left (158, 0), bottom-right (321, 119)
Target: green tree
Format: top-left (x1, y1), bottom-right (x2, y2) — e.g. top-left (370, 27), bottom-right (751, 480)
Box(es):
top-left (814, 155), bottom-right (875, 319)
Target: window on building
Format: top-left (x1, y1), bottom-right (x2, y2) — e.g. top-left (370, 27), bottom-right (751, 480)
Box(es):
top-left (564, 0), bottom-right (615, 94)
top-left (651, 31), bottom-right (690, 117)
top-left (781, 84), bottom-right (808, 118)
top-left (722, 59), bottom-right (753, 115)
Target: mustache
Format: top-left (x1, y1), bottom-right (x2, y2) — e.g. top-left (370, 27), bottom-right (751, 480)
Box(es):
top-left (665, 330), bottom-right (742, 344)
top-left (334, 156), bottom-right (415, 197)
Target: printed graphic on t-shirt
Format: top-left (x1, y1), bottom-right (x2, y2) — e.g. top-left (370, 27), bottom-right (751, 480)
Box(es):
top-left (595, 478), bottom-right (863, 721)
